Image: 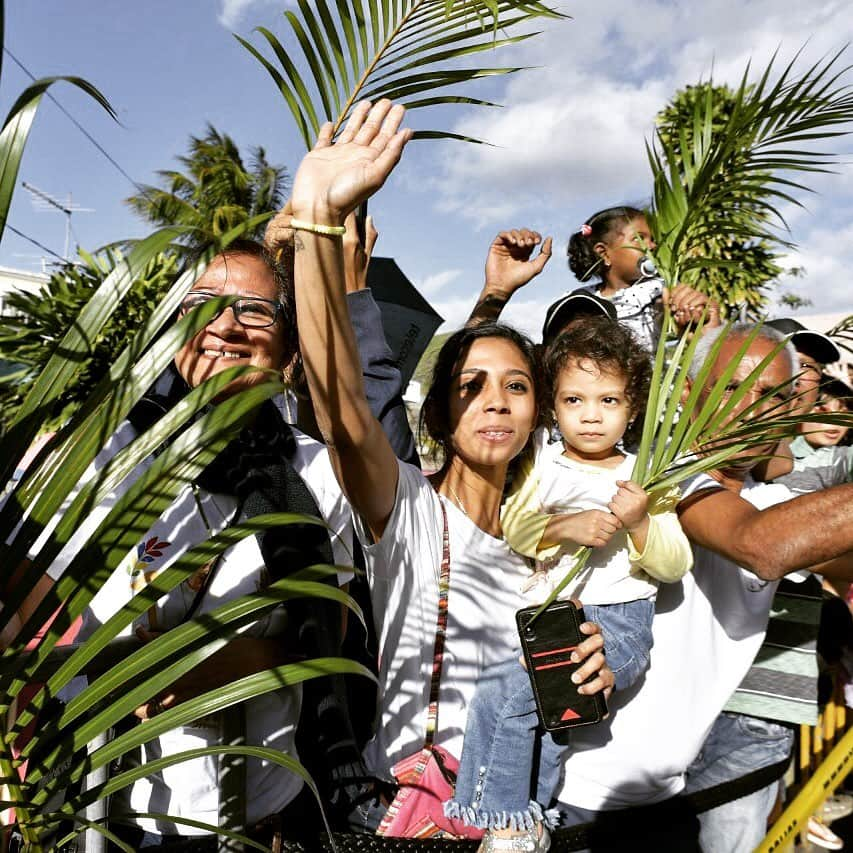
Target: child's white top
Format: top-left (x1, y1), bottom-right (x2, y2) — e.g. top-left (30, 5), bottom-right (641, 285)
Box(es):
top-left (502, 430), bottom-right (692, 606)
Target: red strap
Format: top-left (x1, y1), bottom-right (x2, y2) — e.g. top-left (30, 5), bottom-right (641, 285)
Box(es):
top-left (423, 500), bottom-right (450, 752)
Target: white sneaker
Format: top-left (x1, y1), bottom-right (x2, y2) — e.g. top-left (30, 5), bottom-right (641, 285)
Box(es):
top-left (807, 816), bottom-right (844, 850)
top-left (480, 825), bottom-right (551, 853)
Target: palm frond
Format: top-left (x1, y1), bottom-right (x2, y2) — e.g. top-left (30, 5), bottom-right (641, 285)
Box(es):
top-left (529, 310), bottom-right (853, 621)
top-left (238, 0), bottom-right (566, 149)
top-left (0, 75), bottom-right (114, 243)
top-left (647, 49), bottom-right (853, 293)
top-left (828, 314), bottom-right (853, 356)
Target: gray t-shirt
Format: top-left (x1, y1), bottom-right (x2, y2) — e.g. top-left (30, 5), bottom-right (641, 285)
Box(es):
top-left (774, 435), bottom-right (853, 493)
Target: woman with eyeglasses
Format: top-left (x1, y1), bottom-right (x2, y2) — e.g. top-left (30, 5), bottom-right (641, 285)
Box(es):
top-left (24, 238), bottom-right (365, 851)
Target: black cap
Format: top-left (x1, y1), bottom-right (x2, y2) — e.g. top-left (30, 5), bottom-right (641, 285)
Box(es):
top-left (765, 318), bottom-right (841, 365)
top-left (542, 290), bottom-right (617, 344)
top-left (819, 375), bottom-right (853, 404)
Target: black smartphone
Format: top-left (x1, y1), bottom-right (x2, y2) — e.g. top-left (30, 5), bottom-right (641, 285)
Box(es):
top-left (516, 601), bottom-right (607, 731)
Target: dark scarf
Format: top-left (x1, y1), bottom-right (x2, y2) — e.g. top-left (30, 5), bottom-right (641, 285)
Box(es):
top-left (127, 363), bottom-right (334, 582)
top-left (128, 365), bottom-right (365, 827)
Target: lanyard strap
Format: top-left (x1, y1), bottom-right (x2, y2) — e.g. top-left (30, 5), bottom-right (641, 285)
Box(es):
top-left (423, 500), bottom-right (450, 752)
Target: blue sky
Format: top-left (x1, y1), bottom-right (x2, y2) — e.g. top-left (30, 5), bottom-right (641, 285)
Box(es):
top-left (3, 0), bottom-right (853, 337)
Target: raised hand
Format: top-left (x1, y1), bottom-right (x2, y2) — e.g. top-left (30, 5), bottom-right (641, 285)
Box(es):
top-left (485, 228), bottom-right (553, 296)
top-left (291, 100), bottom-right (412, 225)
top-left (468, 227), bottom-right (553, 325)
top-left (343, 209), bottom-right (378, 293)
top-left (264, 196), bottom-right (294, 250)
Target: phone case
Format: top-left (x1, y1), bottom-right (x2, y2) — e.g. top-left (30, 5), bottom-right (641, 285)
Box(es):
top-left (516, 601), bottom-right (607, 731)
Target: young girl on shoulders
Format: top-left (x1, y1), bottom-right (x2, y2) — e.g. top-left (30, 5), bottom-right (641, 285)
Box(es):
top-left (567, 205), bottom-right (716, 351)
top-left (445, 317), bottom-right (693, 852)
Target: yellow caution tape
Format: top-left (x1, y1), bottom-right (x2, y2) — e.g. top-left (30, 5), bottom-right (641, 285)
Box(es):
top-left (757, 726), bottom-right (853, 852)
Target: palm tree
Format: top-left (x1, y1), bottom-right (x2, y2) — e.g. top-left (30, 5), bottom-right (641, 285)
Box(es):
top-left (125, 125), bottom-right (289, 249)
top-left (655, 83), bottom-right (785, 317)
top-left (646, 49), bottom-right (853, 299)
top-left (0, 249), bottom-right (179, 432)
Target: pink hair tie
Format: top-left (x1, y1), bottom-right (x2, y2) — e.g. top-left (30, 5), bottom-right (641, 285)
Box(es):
top-left (580, 223), bottom-right (592, 237)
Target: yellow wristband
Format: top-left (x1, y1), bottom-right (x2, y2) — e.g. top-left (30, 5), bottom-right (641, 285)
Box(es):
top-left (290, 217), bottom-right (346, 236)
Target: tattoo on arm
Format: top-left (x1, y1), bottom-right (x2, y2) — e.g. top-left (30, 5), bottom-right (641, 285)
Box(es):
top-left (293, 233), bottom-right (305, 252)
top-left (467, 293), bottom-right (508, 327)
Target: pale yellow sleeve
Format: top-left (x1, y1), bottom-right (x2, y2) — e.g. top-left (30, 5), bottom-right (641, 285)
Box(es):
top-left (501, 450), bottom-right (561, 561)
top-left (627, 486), bottom-right (693, 583)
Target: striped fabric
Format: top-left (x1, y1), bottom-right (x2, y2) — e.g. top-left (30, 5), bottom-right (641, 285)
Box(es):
top-left (724, 575), bottom-right (823, 725)
top-left (724, 437), bottom-right (852, 726)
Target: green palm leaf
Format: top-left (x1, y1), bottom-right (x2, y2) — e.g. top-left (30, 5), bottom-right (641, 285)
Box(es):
top-left (0, 77), bottom-right (114, 242)
top-left (0, 227), bottom-right (182, 491)
top-left (238, 0), bottom-right (566, 149)
top-left (529, 309), bottom-right (853, 621)
top-left (646, 49), bottom-right (853, 295)
top-left (0, 6), bottom-right (359, 846)
top-left (828, 314), bottom-right (853, 355)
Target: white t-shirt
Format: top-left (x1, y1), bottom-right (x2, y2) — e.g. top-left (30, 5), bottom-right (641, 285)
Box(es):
top-left (28, 419), bottom-right (353, 833)
top-left (37, 423), bottom-right (353, 582)
top-left (357, 460), bottom-right (542, 779)
top-left (522, 438), bottom-right (658, 605)
top-left (556, 474), bottom-right (794, 810)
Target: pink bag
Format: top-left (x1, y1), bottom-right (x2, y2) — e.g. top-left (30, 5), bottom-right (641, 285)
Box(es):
top-left (376, 502), bottom-right (483, 840)
top-left (377, 746), bottom-right (483, 839)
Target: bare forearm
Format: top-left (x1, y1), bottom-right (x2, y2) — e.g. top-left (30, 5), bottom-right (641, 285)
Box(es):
top-left (291, 210), bottom-right (397, 531)
top-left (680, 483), bottom-right (853, 580)
top-left (467, 287), bottom-right (509, 326)
top-left (292, 221), bottom-right (371, 445)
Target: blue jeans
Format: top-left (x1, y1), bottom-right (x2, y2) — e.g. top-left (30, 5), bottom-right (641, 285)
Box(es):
top-left (684, 711), bottom-right (794, 853)
top-left (583, 600), bottom-right (654, 692)
top-left (446, 600), bottom-right (654, 829)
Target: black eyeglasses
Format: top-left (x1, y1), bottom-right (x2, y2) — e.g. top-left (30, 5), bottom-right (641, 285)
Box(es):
top-left (180, 290), bottom-right (282, 329)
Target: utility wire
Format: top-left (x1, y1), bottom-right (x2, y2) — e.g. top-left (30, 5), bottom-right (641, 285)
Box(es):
top-left (3, 47), bottom-right (146, 193)
top-left (5, 224), bottom-right (65, 262)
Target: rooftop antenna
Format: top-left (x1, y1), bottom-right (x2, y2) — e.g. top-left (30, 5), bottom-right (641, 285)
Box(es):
top-left (21, 181), bottom-right (94, 260)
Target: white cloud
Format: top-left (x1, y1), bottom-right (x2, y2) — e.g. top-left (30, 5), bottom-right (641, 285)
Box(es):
top-left (775, 220), bottom-right (853, 314)
top-left (424, 0), bottom-right (853, 233)
top-left (218, 0), bottom-right (280, 28)
top-left (417, 269), bottom-right (462, 296)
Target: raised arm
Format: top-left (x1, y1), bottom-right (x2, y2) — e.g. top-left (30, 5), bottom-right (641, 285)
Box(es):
top-left (678, 482), bottom-right (853, 580)
top-left (289, 100), bottom-right (412, 538)
top-left (467, 228), bottom-right (552, 326)
top-left (342, 213), bottom-right (419, 467)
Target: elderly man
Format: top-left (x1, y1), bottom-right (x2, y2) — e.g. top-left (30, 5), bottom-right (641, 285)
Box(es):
top-left (554, 323), bottom-right (853, 849)
top-left (689, 320), bottom-right (851, 852)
